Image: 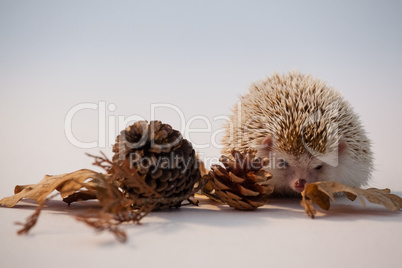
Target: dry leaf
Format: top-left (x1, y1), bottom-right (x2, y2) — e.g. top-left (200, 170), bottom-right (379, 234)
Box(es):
top-left (300, 183), bottom-right (329, 218)
top-left (301, 181), bottom-right (402, 218)
top-left (300, 198), bottom-right (317, 219)
top-left (1, 152), bottom-right (201, 242)
top-left (0, 169), bottom-right (106, 207)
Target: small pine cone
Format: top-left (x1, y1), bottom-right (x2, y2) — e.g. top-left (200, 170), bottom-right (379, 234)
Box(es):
top-left (112, 120), bottom-right (201, 210)
top-left (202, 149), bottom-right (274, 210)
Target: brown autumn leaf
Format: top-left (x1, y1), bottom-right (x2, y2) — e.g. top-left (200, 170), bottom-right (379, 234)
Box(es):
top-left (0, 169), bottom-right (106, 207)
top-left (301, 181), bottom-right (402, 218)
top-left (300, 183), bottom-right (329, 218)
top-left (0, 152), bottom-right (201, 242)
top-left (300, 198), bottom-right (317, 219)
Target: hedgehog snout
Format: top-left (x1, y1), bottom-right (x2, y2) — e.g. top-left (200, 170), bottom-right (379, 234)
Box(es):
top-left (293, 179), bottom-right (306, 192)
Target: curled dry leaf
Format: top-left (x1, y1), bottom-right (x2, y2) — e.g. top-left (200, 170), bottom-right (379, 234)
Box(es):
top-left (0, 152), bottom-right (202, 243)
top-left (0, 169), bottom-right (106, 207)
top-left (301, 181), bottom-right (402, 218)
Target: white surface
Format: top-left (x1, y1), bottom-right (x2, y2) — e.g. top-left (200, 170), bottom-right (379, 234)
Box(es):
top-left (1, 0), bottom-right (402, 267)
top-left (0, 195), bottom-right (401, 268)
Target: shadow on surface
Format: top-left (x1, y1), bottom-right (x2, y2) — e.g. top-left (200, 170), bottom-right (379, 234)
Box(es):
top-left (2, 193), bottom-right (401, 239)
top-left (4, 193), bottom-right (402, 222)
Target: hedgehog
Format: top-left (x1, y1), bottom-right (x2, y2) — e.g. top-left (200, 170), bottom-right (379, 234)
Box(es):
top-left (221, 71), bottom-right (373, 196)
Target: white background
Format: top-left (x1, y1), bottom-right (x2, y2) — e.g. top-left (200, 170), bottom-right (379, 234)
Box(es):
top-left (0, 1), bottom-right (401, 267)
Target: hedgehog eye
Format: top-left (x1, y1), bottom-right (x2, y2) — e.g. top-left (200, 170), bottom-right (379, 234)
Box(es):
top-left (279, 159), bottom-right (289, 169)
top-left (315, 165), bottom-right (323, 170)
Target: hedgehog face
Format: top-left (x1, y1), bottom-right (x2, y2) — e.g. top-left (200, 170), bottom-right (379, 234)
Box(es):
top-left (262, 150), bottom-right (325, 194)
top-left (255, 136), bottom-right (349, 195)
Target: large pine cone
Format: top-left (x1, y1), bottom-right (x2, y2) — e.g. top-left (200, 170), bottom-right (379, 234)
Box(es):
top-left (112, 120), bottom-right (201, 210)
top-left (202, 150), bottom-right (274, 210)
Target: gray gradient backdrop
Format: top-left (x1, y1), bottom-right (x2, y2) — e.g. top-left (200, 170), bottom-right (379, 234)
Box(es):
top-left (0, 0), bottom-right (401, 194)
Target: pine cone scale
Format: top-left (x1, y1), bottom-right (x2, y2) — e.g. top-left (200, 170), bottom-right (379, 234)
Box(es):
top-left (229, 172), bottom-right (245, 183)
top-left (238, 185), bottom-right (260, 196)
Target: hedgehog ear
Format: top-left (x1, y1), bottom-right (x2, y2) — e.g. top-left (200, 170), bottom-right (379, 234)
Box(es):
top-left (261, 135), bottom-right (274, 151)
top-left (338, 140), bottom-right (348, 154)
